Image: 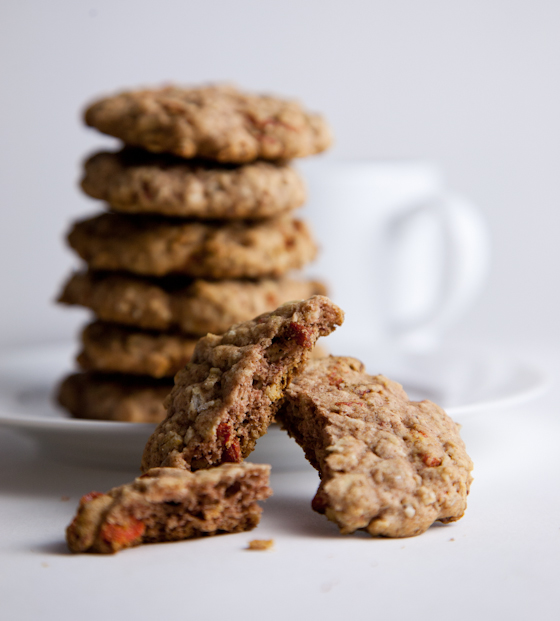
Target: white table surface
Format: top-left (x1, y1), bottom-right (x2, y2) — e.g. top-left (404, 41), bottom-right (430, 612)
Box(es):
top-left (1, 345), bottom-right (559, 621)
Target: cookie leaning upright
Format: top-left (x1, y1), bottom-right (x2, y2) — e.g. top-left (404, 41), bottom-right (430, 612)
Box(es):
top-left (277, 356), bottom-right (473, 538)
top-left (84, 84), bottom-right (332, 162)
top-left (141, 296), bottom-right (344, 472)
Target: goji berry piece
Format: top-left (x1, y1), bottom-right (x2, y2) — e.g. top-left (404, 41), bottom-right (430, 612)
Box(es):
top-left (100, 517), bottom-right (145, 547)
top-left (423, 455), bottom-right (442, 467)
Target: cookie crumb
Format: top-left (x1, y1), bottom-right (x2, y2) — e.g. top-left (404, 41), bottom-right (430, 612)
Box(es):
top-left (449, 538), bottom-right (455, 542)
top-left (247, 539), bottom-right (274, 551)
top-left (60, 496), bottom-right (70, 502)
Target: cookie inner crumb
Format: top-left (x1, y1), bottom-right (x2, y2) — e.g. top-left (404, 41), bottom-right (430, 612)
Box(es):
top-left (247, 539), bottom-right (274, 551)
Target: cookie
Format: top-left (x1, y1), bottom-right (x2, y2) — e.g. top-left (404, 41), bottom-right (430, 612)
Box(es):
top-left (56, 372), bottom-right (172, 423)
top-left (141, 296), bottom-right (344, 472)
top-left (81, 149), bottom-right (306, 219)
top-left (77, 320), bottom-right (328, 378)
top-left (66, 463), bottom-right (272, 553)
top-left (77, 321), bottom-right (198, 378)
top-left (58, 270), bottom-right (327, 336)
top-left (277, 356), bottom-right (473, 538)
top-left (67, 213), bottom-right (317, 279)
top-left (84, 84), bottom-right (332, 162)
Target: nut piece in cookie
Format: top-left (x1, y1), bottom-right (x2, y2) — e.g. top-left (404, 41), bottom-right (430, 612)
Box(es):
top-left (66, 463), bottom-right (271, 554)
top-left (141, 296), bottom-right (344, 472)
top-left (81, 149), bottom-right (306, 219)
top-left (277, 356), bottom-right (473, 538)
top-left (67, 212), bottom-right (317, 279)
top-left (84, 84), bottom-right (332, 162)
top-left (57, 372), bottom-right (172, 423)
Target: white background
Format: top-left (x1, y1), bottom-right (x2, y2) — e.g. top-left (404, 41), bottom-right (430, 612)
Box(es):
top-left (1, 6), bottom-right (559, 620)
top-left (0, 0), bottom-right (559, 349)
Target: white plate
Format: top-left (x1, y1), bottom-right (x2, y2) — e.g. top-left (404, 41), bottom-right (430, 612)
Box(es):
top-left (0, 342), bottom-right (549, 470)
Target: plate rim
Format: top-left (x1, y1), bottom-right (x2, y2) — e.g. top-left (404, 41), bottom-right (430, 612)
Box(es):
top-left (0, 341), bottom-right (550, 434)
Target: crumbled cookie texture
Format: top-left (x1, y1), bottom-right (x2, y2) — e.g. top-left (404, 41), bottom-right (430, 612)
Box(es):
top-left (66, 463), bottom-right (272, 554)
top-left (77, 321), bottom-right (198, 378)
top-left (67, 213), bottom-right (317, 279)
top-left (57, 372), bottom-right (172, 423)
top-left (58, 270), bottom-right (326, 336)
top-left (84, 84), bottom-right (332, 162)
top-left (277, 356), bottom-right (473, 538)
top-left (141, 296), bottom-right (344, 472)
top-left (247, 539), bottom-right (274, 551)
top-left (81, 149), bottom-right (306, 219)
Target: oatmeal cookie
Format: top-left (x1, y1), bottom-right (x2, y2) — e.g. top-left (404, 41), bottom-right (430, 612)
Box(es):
top-left (58, 270), bottom-right (326, 336)
top-left (277, 356), bottom-right (473, 538)
top-left (77, 321), bottom-right (326, 378)
top-left (77, 321), bottom-right (198, 378)
top-left (67, 213), bottom-right (317, 279)
top-left (57, 372), bottom-right (172, 423)
top-left (81, 149), bottom-right (306, 219)
top-left (66, 463), bottom-right (271, 553)
top-left (141, 296), bottom-right (344, 472)
top-left (84, 84), bottom-right (332, 162)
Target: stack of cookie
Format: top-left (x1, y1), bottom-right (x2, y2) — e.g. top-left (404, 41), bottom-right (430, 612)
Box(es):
top-left (57, 84), bottom-right (332, 423)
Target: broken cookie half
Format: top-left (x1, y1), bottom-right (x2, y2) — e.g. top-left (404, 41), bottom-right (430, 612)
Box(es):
top-left (66, 463), bottom-right (271, 554)
top-left (141, 295), bottom-right (344, 472)
top-left (277, 356), bottom-right (473, 538)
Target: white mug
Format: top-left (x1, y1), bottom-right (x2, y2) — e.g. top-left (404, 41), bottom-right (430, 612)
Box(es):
top-left (297, 159), bottom-right (490, 355)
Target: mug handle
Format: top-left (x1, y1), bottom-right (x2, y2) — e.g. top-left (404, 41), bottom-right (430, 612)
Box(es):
top-left (386, 193), bottom-right (490, 351)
